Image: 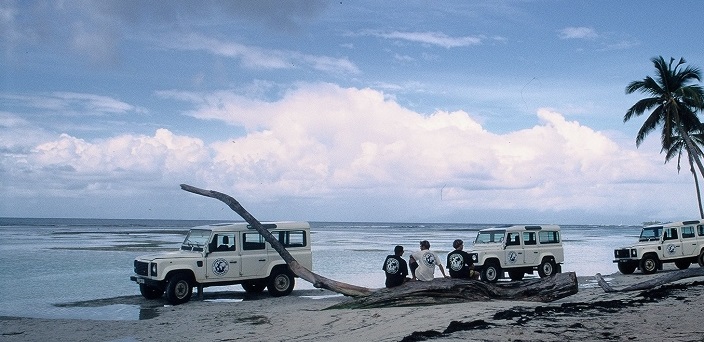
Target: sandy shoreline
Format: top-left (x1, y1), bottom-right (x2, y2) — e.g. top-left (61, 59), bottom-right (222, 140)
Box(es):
top-left (2, 270), bottom-right (703, 342)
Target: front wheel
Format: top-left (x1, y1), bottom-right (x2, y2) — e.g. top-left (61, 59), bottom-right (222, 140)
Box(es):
top-left (639, 255), bottom-right (658, 274)
top-left (675, 259), bottom-right (691, 270)
top-left (267, 269), bottom-right (295, 297)
top-left (481, 262), bottom-right (501, 283)
top-left (538, 259), bottom-right (557, 278)
top-left (698, 250), bottom-right (704, 267)
top-left (617, 262), bottom-right (637, 275)
top-left (166, 274), bottom-right (193, 305)
top-left (139, 284), bottom-right (164, 299)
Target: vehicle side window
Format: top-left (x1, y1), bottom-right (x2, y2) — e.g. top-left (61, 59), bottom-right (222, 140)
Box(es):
top-left (663, 228), bottom-right (678, 240)
top-left (538, 231), bottom-right (560, 244)
top-left (699, 225), bottom-right (704, 237)
top-left (506, 232), bottom-right (520, 246)
top-left (681, 226), bottom-right (695, 239)
top-left (212, 233), bottom-right (236, 252)
top-left (523, 232), bottom-right (536, 245)
top-left (275, 230), bottom-right (307, 248)
top-left (243, 232), bottom-right (266, 250)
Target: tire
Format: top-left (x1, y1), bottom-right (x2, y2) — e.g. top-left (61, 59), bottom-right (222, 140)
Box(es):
top-left (675, 259), bottom-right (691, 270)
top-left (267, 269), bottom-right (295, 297)
top-left (698, 250), bottom-right (704, 267)
top-left (165, 273), bottom-right (193, 305)
top-left (242, 280), bottom-right (267, 294)
top-left (480, 261), bottom-right (501, 283)
top-left (538, 258), bottom-right (556, 278)
top-left (508, 269), bottom-right (524, 281)
top-left (617, 262), bottom-right (637, 275)
top-left (139, 284), bottom-right (164, 299)
top-left (639, 255), bottom-right (658, 274)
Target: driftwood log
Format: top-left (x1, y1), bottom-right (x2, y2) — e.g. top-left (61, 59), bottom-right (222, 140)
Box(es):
top-left (180, 184), bottom-right (579, 304)
top-left (328, 272), bottom-right (579, 309)
top-left (595, 268), bottom-right (704, 292)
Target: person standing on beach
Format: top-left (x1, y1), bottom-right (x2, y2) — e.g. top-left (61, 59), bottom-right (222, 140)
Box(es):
top-left (447, 239), bottom-right (479, 280)
top-left (410, 240), bottom-right (448, 281)
top-left (382, 245), bottom-right (410, 288)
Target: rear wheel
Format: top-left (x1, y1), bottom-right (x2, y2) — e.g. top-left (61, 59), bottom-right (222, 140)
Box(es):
top-left (166, 273), bottom-right (193, 305)
top-left (639, 255), bottom-right (658, 274)
top-left (267, 269), bottom-right (295, 297)
top-left (242, 279), bottom-right (267, 294)
top-left (481, 261), bottom-right (501, 283)
top-left (508, 269), bottom-right (524, 281)
top-left (617, 262), bottom-right (637, 275)
top-left (698, 250), bottom-right (704, 267)
top-left (675, 259), bottom-right (691, 270)
top-left (139, 284), bottom-right (164, 299)
top-left (538, 258), bottom-right (556, 278)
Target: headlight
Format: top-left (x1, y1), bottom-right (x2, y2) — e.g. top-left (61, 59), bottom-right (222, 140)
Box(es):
top-left (631, 249), bottom-right (637, 257)
top-left (150, 263), bottom-right (158, 276)
top-left (471, 254), bottom-right (478, 262)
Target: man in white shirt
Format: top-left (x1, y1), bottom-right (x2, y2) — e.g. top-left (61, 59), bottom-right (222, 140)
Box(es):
top-left (410, 240), bottom-right (449, 281)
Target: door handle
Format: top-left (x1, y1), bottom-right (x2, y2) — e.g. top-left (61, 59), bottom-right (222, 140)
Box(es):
top-left (258, 259), bottom-right (266, 262)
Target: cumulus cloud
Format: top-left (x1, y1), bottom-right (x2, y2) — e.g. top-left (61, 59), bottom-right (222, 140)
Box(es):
top-left (3, 84), bottom-right (685, 222)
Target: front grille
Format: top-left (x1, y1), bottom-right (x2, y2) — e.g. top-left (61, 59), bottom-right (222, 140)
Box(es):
top-left (134, 260), bottom-right (149, 276)
top-left (614, 249), bottom-right (630, 258)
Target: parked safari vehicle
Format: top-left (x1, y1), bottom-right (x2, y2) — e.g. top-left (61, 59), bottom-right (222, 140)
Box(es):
top-left (469, 225), bottom-right (564, 282)
top-left (613, 220), bottom-right (704, 275)
top-left (130, 221), bottom-right (312, 305)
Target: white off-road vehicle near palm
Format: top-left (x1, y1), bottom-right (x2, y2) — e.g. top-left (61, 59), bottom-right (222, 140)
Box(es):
top-left (613, 220), bottom-right (704, 274)
top-left (469, 225), bottom-right (564, 282)
top-left (130, 221), bottom-right (312, 305)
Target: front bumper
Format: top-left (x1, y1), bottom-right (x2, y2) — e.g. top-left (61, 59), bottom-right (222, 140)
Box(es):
top-left (130, 275), bottom-right (164, 289)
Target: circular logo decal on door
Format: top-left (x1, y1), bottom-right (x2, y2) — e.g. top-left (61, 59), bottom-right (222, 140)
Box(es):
top-left (212, 258), bottom-right (229, 276)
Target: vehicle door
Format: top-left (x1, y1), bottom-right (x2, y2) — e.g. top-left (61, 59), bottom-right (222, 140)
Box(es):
top-left (661, 227), bottom-right (684, 259)
top-left (205, 232), bottom-right (242, 281)
top-left (680, 225), bottom-right (698, 256)
top-left (504, 232), bottom-right (525, 266)
top-left (522, 231), bottom-right (540, 265)
top-left (240, 232), bottom-right (269, 277)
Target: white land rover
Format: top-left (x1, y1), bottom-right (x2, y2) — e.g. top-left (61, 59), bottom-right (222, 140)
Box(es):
top-left (468, 225), bottom-right (564, 282)
top-left (130, 221), bottom-right (312, 305)
top-left (613, 220), bottom-right (704, 275)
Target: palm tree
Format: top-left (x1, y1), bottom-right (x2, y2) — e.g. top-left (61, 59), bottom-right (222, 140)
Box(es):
top-left (663, 126), bottom-right (704, 218)
top-left (624, 56), bottom-right (704, 216)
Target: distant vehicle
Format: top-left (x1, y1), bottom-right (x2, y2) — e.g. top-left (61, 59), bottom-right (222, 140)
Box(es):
top-left (613, 220), bottom-right (704, 274)
top-left (468, 225), bottom-right (564, 282)
top-left (130, 221), bottom-right (312, 305)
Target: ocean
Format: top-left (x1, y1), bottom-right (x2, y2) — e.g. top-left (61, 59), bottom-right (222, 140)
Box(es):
top-left (0, 218), bottom-right (642, 320)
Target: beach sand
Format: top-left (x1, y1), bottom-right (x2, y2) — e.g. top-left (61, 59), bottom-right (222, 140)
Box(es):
top-left (2, 269), bottom-right (703, 342)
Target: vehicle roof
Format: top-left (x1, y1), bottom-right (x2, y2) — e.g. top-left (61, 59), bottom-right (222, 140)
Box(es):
top-left (190, 221), bottom-right (310, 232)
top-left (478, 224), bottom-right (560, 232)
top-left (645, 219), bottom-right (704, 229)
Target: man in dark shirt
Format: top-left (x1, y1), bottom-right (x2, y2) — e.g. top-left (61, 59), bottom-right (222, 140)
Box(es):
top-left (447, 239), bottom-right (478, 279)
top-left (382, 245), bottom-right (410, 288)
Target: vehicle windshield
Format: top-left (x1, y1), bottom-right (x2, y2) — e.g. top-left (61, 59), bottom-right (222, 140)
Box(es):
top-left (181, 229), bottom-right (211, 251)
top-left (638, 227), bottom-right (662, 242)
top-left (474, 230), bottom-right (505, 244)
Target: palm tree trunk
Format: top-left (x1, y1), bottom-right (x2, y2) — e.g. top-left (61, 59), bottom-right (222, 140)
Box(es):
top-left (688, 156), bottom-right (704, 218)
top-left (674, 114), bottom-right (704, 218)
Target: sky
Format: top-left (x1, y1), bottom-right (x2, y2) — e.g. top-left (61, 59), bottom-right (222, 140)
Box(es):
top-left (2, 1), bottom-right (704, 225)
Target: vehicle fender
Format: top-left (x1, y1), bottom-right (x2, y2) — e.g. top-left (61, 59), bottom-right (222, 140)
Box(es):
top-left (161, 264), bottom-right (198, 283)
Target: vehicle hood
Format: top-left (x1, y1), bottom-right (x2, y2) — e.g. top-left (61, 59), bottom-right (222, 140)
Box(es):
top-left (617, 240), bottom-right (660, 249)
top-left (135, 250), bottom-right (202, 261)
top-left (469, 243), bottom-right (503, 252)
